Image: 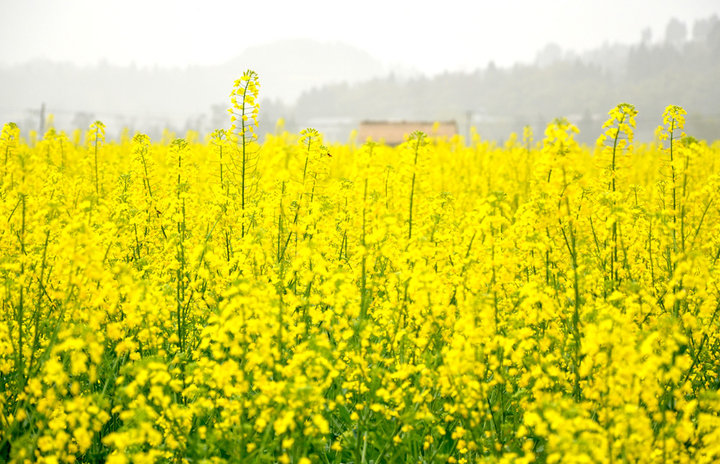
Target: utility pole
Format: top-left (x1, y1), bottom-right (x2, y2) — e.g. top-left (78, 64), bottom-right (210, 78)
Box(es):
top-left (39, 102), bottom-right (46, 135)
top-left (466, 110), bottom-right (472, 140)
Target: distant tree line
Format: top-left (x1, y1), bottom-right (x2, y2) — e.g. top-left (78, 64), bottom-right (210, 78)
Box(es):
top-left (276, 15), bottom-right (720, 143)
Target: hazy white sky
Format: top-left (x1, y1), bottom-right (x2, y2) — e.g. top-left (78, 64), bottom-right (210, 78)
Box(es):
top-left (1, 0), bottom-right (719, 75)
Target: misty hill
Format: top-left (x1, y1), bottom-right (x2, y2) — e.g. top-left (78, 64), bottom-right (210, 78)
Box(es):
top-left (2, 16), bottom-right (720, 143)
top-left (0, 39), bottom-right (392, 136)
top-left (291, 16), bottom-right (720, 143)
top-left (228, 39), bottom-right (391, 102)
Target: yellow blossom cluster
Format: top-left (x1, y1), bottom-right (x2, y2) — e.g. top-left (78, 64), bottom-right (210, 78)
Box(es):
top-left (1, 79), bottom-right (719, 464)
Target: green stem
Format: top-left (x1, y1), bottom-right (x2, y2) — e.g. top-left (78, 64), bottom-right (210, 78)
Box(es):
top-left (94, 128), bottom-right (100, 197)
top-left (360, 178), bottom-right (369, 320)
top-left (608, 114), bottom-right (625, 291)
top-left (408, 136), bottom-right (421, 240)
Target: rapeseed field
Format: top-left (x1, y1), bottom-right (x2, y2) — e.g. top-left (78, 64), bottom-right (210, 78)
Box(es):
top-left (1, 72), bottom-right (719, 463)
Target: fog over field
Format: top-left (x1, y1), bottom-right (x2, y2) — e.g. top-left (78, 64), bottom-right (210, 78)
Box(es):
top-left (4, 4), bottom-right (720, 463)
top-left (1, 0), bottom-right (719, 142)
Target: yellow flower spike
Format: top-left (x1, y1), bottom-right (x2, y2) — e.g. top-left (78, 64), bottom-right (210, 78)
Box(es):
top-left (657, 104), bottom-right (687, 143)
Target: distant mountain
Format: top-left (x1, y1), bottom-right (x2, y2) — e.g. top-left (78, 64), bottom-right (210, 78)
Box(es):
top-left (0, 39), bottom-right (398, 136)
top-left (226, 39), bottom-right (391, 103)
top-left (4, 17), bottom-right (719, 143)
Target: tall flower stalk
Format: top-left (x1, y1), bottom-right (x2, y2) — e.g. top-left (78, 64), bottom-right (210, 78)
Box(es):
top-left (228, 70), bottom-right (260, 238)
